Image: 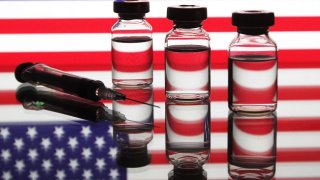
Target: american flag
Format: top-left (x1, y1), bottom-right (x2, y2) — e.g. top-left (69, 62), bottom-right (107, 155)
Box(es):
top-left (0, 0), bottom-right (320, 179)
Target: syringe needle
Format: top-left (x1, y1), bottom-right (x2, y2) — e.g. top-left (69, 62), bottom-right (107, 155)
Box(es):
top-left (125, 97), bottom-right (160, 108)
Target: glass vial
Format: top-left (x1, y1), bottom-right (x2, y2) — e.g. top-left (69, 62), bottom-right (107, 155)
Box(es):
top-left (112, 0), bottom-right (153, 86)
top-left (228, 11), bottom-right (277, 112)
top-left (228, 111), bottom-right (277, 180)
top-left (166, 99), bottom-right (210, 170)
top-left (112, 85), bottom-right (154, 167)
top-left (165, 5), bottom-right (210, 100)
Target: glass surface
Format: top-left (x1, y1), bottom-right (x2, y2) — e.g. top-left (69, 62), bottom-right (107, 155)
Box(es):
top-left (0, 86), bottom-right (320, 180)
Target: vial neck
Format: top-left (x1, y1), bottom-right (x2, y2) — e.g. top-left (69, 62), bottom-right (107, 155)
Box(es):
top-left (174, 21), bottom-right (203, 28)
top-left (173, 25), bottom-right (203, 32)
top-left (237, 27), bottom-right (269, 35)
top-left (119, 13), bottom-right (145, 20)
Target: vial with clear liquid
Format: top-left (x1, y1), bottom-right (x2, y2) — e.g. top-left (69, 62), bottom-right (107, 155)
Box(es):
top-left (112, 0), bottom-right (153, 86)
top-left (228, 11), bottom-right (278, 112)
top-left (166, 99), bottom-right (210, 170)
top-left (165, 5), bottom-right (210, 100)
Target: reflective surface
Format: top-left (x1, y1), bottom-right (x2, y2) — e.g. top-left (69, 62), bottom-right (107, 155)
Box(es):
top-left (0, 86), bottom-right (320, 180)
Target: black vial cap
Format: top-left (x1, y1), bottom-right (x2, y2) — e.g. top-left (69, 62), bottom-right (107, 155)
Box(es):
top-left (15, 62), bottom-right (34, 83)
top-left (167, 5), bottom-right (207, 22)
top-left (114, 0), bottom-right (150, 19)
top-left (232, 10), bottom-right (275, 27)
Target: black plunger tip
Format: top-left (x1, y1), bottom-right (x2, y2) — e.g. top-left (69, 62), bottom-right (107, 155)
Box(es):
top-left (15, 62), bottom-right (35, 83)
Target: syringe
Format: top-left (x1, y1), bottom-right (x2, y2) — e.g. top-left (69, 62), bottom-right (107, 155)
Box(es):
top-left (16, 83), bottom-right (154, 127)
top-left (15, 63), bottom-right (159, 108)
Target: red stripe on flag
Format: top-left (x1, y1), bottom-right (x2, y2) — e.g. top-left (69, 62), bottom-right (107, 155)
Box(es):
top-left (0, 17), bottom-right (320, 33)
top-left (0, 50), bottom-right (320, 72)
top-left (151, 148), bottom-right (320, 164)
top-left (0, 90), bottom-right (20, 104)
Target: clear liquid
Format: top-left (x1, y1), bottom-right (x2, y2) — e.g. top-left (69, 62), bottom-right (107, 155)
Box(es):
top-left (165, 45), bottom-right (210, 100)
top-left (112, 36), bottom-right (153, 86)
top-left (228, 55), bottom-right (277, 112)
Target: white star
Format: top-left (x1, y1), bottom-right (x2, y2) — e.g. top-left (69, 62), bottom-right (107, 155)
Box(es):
top-left (82, 169), bottom-right (93, 180)
top-left (55, 148), bottom-right (65, 161)
top-left (40, 138), bottom-right (51, 151)
top-left (53, 126), bottom-right (64, 140)
top-left (29, 170), bottom-right (39, 180)
top-left (26, 127), bottom-right (37, 140)
top-left (68, 137), bottom-right (78, 150)
top-left (0, 127), bottom-right (10, 140)
top-left (94, 136), bottom-right (106, 150)
top-left (15, 160), bottom-right (25, 173)
top-left (108, 147), bottom-right (118, 161)
top-left (1, 149), bottom-right (11, 162)
top-left (68, 159), bottom-right (79, 172)
top-left (28, 149), bottom-right (38, 162)
top-left (95, 158), bottom-right (106, 172)
top-left (81, 148), bottom-right (92, 161)
top-left (13, 138), bottom-right (24, 151)
top-left (1, 171), bottom-right (12, 180)
top-left (56, 170), bottom-right (66, 180)
top-left (107, 126), bottom-right (113, 137)
top-left (109, 169), bottom-right (120, 179)
top-left (42, 159), bottom-right (52, 173)
top-left (81, 126), bottom-right (91, 139)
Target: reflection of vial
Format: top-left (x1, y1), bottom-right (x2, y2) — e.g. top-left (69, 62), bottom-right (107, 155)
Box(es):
top-left (112, 85), bottom-right (154, 129)
top-left (165, 5), bottom-right (210, 100)
top-left (168, 168), bottom-right (207, 180)
top-left (114, 128), bottom-right (153, 168)
top-left (112, 0), bottom-right (153, 86)
top-left (166, 99), bottom-right (210, 170)
top-left (228, 112), bottom-right (277, 180)
top-left (228, 11), bottom-right (277, 112)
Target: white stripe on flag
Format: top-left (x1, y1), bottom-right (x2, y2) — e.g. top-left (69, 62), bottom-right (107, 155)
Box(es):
top-left (2, 69), bottom-right (320, 90)
top-left (0, 32), bottom-right (319, 52)
top-left (1, 100), bottom-right (320, 121)
top-left (0, 0), bottom-right (319, 18)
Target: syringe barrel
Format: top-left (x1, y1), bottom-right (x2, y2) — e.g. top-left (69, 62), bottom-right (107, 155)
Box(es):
top-left (15, 63), bottom-right (104, 101)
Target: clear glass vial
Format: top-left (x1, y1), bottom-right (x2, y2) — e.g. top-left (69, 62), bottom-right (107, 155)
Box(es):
top-left (112, 0), bottom-right (153, 86)
top-left (165, 5), bottom-right (210, 100)
top-left (228, 11), bottom-right (278, 112)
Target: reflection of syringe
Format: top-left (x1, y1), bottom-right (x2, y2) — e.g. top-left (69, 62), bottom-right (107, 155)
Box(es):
top-left (15, 63), bottom-right (159, 108)
top-left (16, 83), bottom-right (154, 127)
